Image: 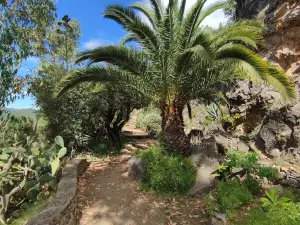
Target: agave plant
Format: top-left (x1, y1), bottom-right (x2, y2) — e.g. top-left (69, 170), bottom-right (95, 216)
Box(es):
top-left (58, 0), bottom-right (295, 156)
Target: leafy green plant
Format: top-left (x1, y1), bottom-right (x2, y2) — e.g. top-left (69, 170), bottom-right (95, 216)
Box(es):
top-left (139, 146), bottom-right (196, 195)
top-left (222, 113), bottom-right (241, 127)
top-left (212, 163), bottom-right (231, 181)
top-left (276, 133), bottom-right (287, 143)
top-left (213, 149), bottom-right (279, 193)
top-left (217, 179), bottom-right (253, 214)
top-left (0, 133), bottom-right (67, 223)
top-left (233, 204), bottom-right (300, 225)
top-left (136, 107), bottom-right (161, 136)
top-left (244, 175), bottom-right (261, 195)
top-left (260, 188), bottom-right (291, 208)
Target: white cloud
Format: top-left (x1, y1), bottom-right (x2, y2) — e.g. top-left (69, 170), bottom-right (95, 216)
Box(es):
top-left (138, 0), bottom-right (228, 28)
top-left (83, 39), bottom-right (102, 50)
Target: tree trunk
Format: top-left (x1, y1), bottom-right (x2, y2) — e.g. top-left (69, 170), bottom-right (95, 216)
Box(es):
top-left (160, 101), bottom-right (192, 157)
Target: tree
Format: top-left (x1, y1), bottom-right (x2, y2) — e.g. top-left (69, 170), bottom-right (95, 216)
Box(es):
top-left (32, 17), bottom-right (147, 149)
top-left (0, 0), bottom-right (56, 113)
top-left (59, 0), bottom-right (296, 157)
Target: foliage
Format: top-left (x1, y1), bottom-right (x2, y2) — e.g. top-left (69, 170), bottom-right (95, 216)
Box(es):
top-left (0, 0), bottom-right (56, 113)
top-left (204, 193), bottom-right (220, 216)
top-left (138, 146), bottom-right (196, 195)
top-left (217, 179), bottom-right (253, 214)
top-left (260, 188), bottom-right (291, 208)
top-left (136, 106), bottom-right (161, 136)
top-left (213, 149), bottom-right (279, 184)
top-left (222, 113), bottom-right (241, 127)
top-left (0, 117), bottom-right (67, 223)
top-left (282, 188), bottom-right (300, 202)
top-left (233, 204), bottom-right (300, 225)
top-left (59, 0), bottom-right (296, 156)
top-left (244, 175), bottom-right (261, 195)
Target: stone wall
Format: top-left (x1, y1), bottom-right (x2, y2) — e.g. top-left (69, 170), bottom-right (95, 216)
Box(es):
top-left (26, 158), bottom-right (89, 225)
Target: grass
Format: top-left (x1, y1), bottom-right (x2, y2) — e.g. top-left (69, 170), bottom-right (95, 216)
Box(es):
top-left (9, 200), bottom-right (48, 225)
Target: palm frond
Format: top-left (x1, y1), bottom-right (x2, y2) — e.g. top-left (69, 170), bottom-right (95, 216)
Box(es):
top-left (130, 3), bottom-right (156, 28)
top-left (180, 0), bottom-right (207, 49)
top-left (216, 44), bottom-right (296, 101)
top-left (57, 66), bottom-right (117, 97)
top-left (178, 0), bottom-right (187, 24)
top-left (104, 5), bottom-right (158, 53)
top-left (265, 65), bottom-right (296, 101)
top-left (76, 45), bottom-right (149, 75)
top-left (196, 0), bottom-right (232, 27)
top-left (149, 0), bottom-right (163, 22)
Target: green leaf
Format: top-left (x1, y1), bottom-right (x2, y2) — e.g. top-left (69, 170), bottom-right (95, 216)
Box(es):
top-left (37, 192), bottom-right (46, 201)
top-left (24, 180), bottom-right (39, 189)
top-left (0, 153), bottom-right (10, 161)
top-left (48, 179), bottom-right (57, 188)
top-left (39, 174), bottom-right (54, 184)
top-left (55, 136), bottom-right (64, 147)
top-left (27, 188), bottom-right (39, 201)
top-left (17, 147), bottom-right (26, 153)
top-left (58, 147), bottom-right (67, 158)
top-left (38, 158), bottom-right (50, 167)
top-left (31, 148), bottom-right (40, 156)
top-left (51, 157), bottom-right (60, 176)
top-left (20, 203), bottom-right (30, 211)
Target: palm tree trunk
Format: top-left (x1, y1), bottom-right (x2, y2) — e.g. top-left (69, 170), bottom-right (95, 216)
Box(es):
top-left (160, 101), bottom-right (191, 157)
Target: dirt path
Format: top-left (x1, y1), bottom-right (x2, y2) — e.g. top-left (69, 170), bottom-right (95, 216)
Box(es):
top-left (77, 154), bottom-right (209, 225)
top-left (77, 113), bottom-right (209, 225)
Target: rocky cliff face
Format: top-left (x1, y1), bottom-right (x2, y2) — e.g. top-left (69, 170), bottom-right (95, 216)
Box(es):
top-left (229, 0), bottom-right (300, 159)
top-left (236, 0), bottom-right (300, 98)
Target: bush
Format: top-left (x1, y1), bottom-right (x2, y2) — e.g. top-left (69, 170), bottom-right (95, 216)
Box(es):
top-left (217, 179), bottom-right (253, 214)
top-left (136, 107), bottom-right (161, 136)
top-left (244, 176), bottom-right (261, 195)
top-left (234, 203), bottom-right (300, 225)
top-left (139, 146), bottom-right (196, 194)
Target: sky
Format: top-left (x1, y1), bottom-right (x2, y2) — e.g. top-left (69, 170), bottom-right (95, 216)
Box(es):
top-left (8, 0), bottom-right (227, 109)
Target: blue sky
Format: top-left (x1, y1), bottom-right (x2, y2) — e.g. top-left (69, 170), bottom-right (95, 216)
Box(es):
top-left (8, 0), bottom-right (227, 109)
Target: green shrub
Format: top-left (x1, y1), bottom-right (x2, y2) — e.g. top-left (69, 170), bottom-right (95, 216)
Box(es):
top-left (217, 179), bottom-right (253, 214)
top-left (139, 146), bottom-right (196, 194)
top-left (244, 176), bottom-right (261, 195)
top-left (257, 166), bottom-right (279, 180)
top-left (136, 107), bottom-right (161, 136)
top-left (234, 203), bottom-right (300, 225)
top-left (283, 188), bottom-right (300, 202)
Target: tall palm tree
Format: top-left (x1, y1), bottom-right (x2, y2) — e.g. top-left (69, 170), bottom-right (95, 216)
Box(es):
top-left (59, 0), bottom-right (295, 157)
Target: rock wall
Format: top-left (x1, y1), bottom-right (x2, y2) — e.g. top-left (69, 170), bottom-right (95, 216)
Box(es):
top-left (236, 0), bottom-right (300, 98)
top-left (26, 158), bottom-right (89, 225)
top-left (229, 0), bottom-right (300, 158)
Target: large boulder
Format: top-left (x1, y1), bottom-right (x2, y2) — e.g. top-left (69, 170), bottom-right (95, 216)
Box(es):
top-left (215, 134), bottom-right (250, 153)
top-left (189, 136), bottom-right (220, 195)
top-left (255, 109), bottom-right (300, 159)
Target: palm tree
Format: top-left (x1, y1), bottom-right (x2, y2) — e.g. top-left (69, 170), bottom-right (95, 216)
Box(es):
top-left (59, 0), bottom-right (295, 157)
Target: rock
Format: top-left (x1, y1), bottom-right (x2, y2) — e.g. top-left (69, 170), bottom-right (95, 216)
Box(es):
top-left (128, 156), bottom-right (143, 180)
top-left (256, 109), bottom-right (293, 152)
top-left (189, 136), bottom-right (219, 195)
top-left (215, 134), bottom-right (249, 153)
top-left (211, 213), bottom-right (226, 225)
top-left (269, 148), bottom-right (281, 158)
top-left (232, 0), bottom-right (300, 164)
